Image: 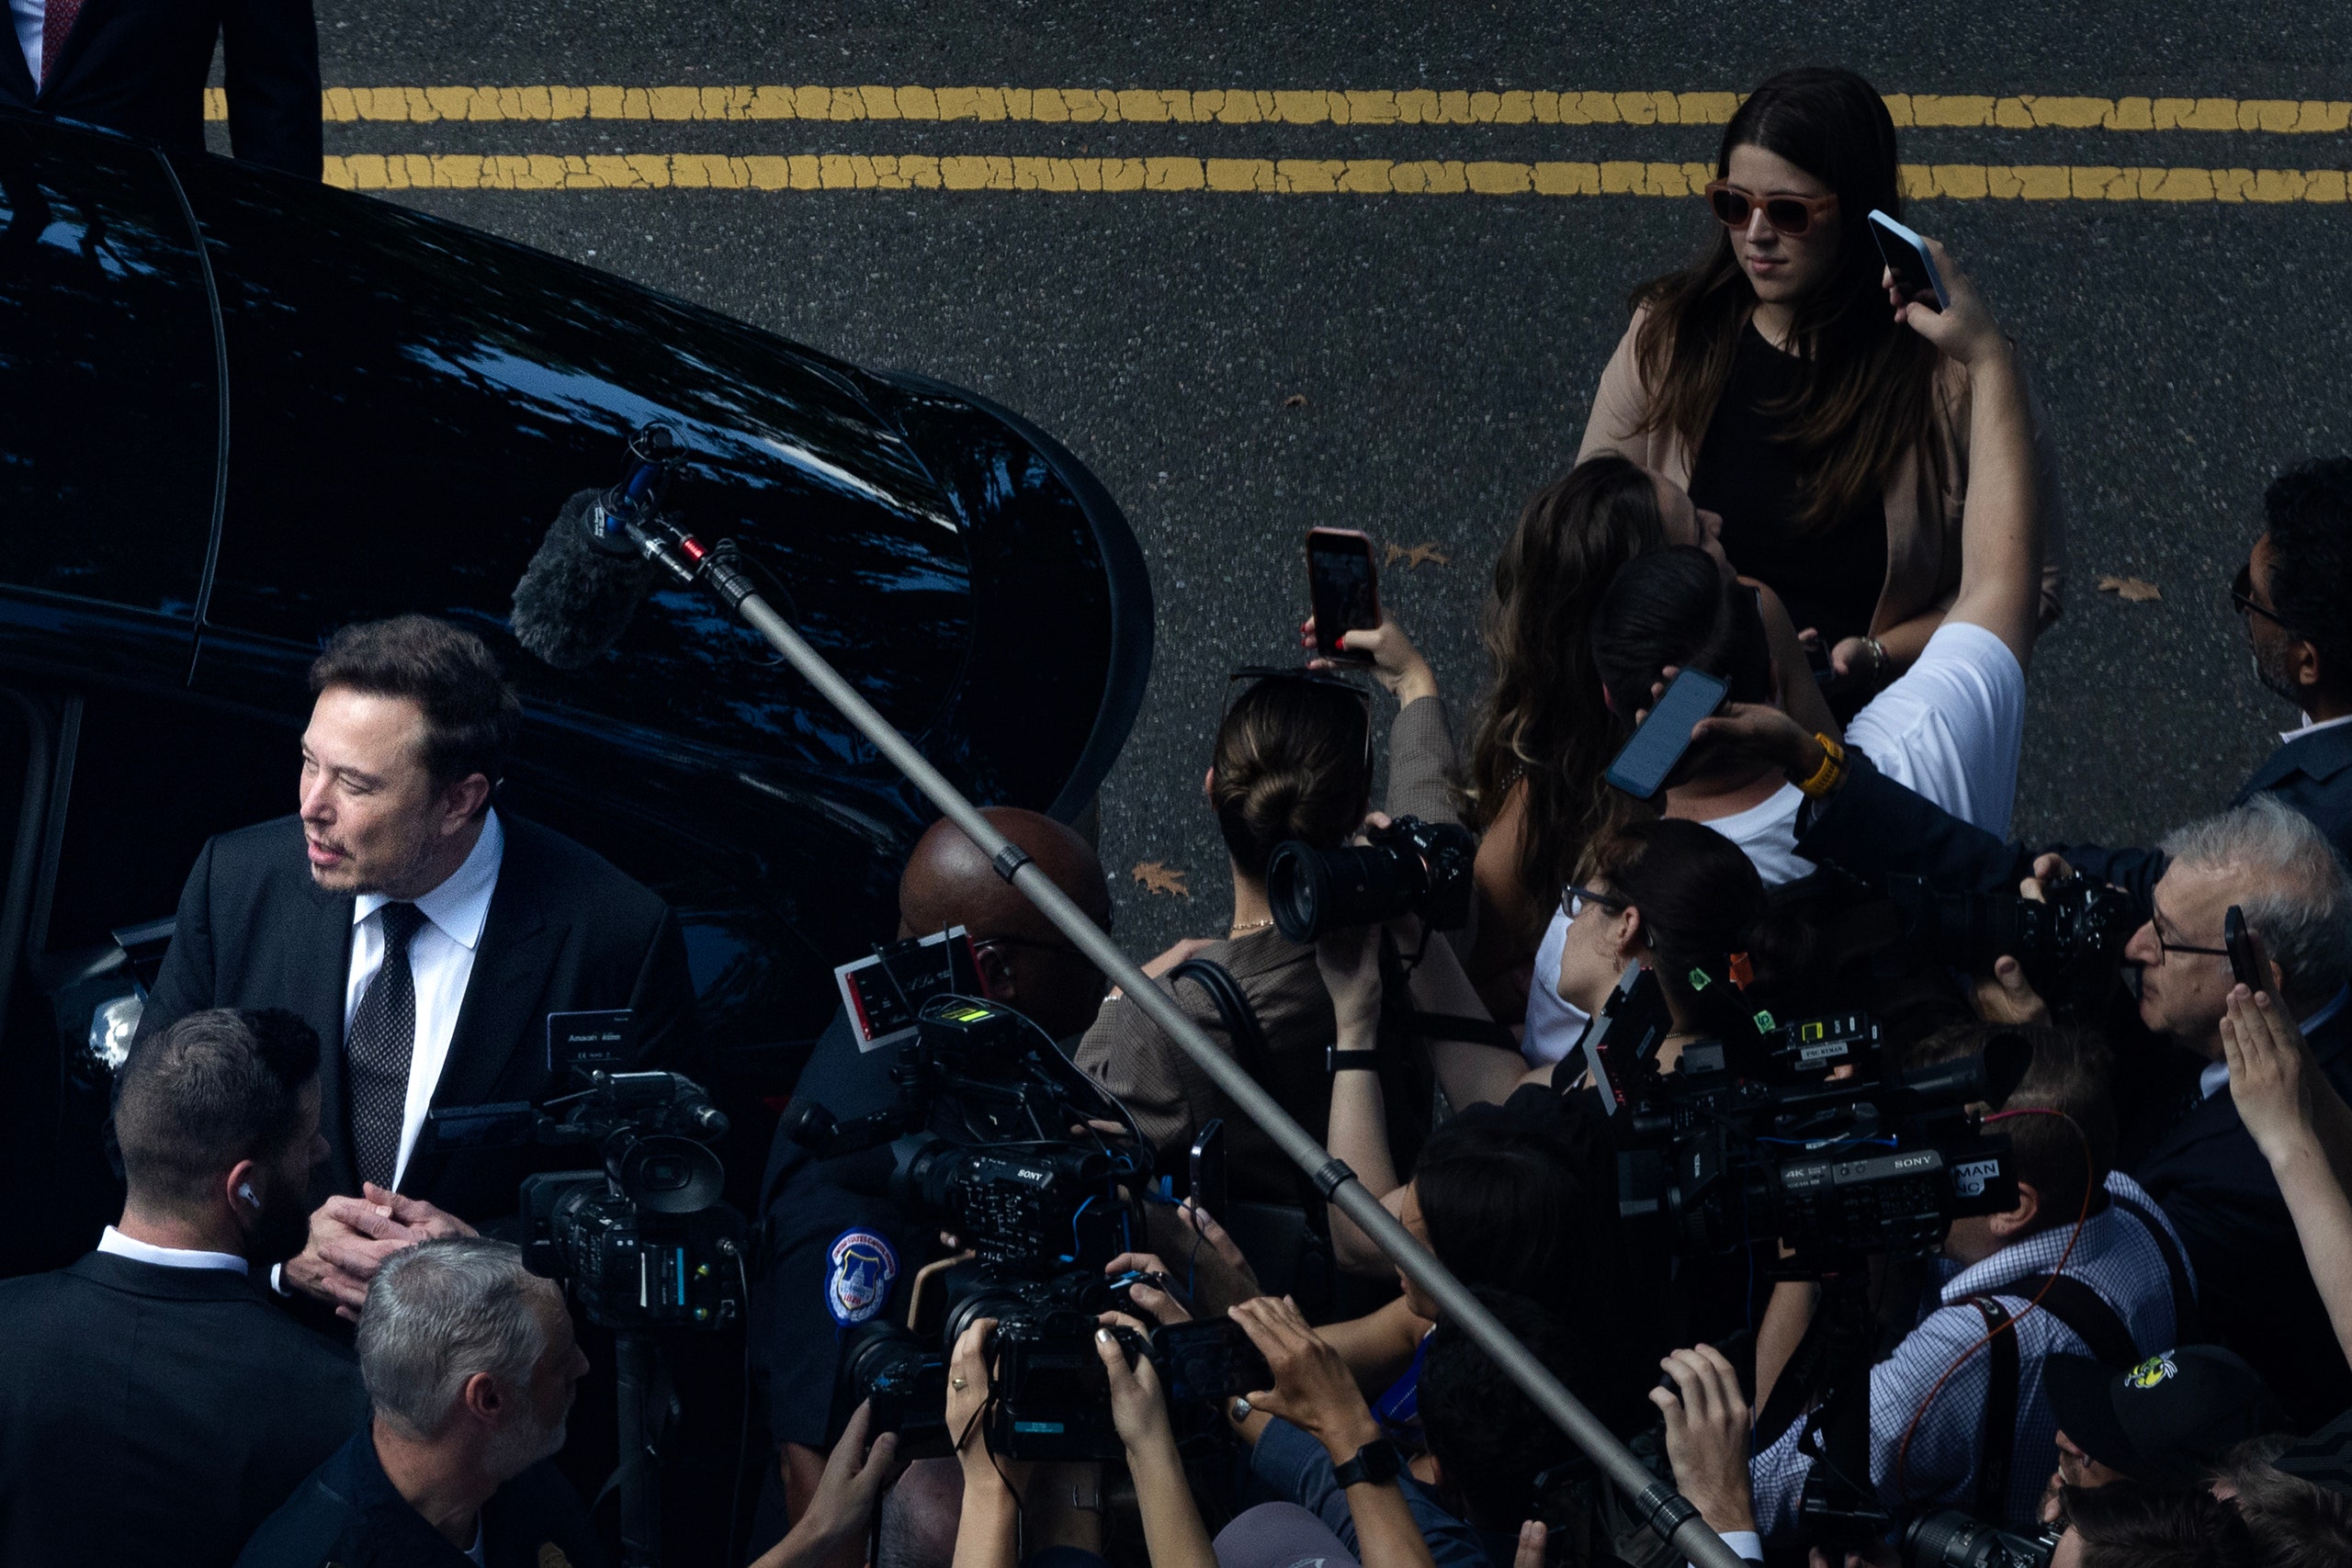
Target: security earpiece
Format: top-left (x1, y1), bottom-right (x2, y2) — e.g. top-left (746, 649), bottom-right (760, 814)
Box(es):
top-left (237, 1182), bottom-right (259, 1209)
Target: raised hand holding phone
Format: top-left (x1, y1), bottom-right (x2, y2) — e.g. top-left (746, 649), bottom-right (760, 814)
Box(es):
top-left (1605, 668), bottom-right (1729, 799)
top-left (1306, 528), bottom-right (1381, 662)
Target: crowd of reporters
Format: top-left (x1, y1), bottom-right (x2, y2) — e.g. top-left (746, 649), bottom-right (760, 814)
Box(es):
top-left (7, 58), bottom-right (2352, 1568)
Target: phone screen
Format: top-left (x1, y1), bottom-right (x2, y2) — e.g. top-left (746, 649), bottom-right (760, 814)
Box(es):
top-left (1307, 530), bottom-right (1381, 660)
top-left (1604, 668), bottom-right (1729, 800)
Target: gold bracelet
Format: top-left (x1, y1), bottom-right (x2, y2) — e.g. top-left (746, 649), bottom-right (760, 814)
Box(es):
top-left (1796, 733), bottom-right (1848, 799)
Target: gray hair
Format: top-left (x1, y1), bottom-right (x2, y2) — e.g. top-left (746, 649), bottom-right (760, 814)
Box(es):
top-left (357, 1237), bottom-right (552, 1439)
top-left (2161, 795), bottom-right (2352, 1014)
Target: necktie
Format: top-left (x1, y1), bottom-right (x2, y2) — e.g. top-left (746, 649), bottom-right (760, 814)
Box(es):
top-left (346, 903), bottom-right (429, 1191)
top-left (40, 0), bottom-right (84, 85)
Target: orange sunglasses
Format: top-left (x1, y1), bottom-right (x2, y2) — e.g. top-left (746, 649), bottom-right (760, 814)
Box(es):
top-left (1703, 180), bottom-right (1839, 236)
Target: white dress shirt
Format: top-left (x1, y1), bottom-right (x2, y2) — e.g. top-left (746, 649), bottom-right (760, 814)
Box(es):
top-left (11, 0), bottom-right (43, 85)
top-left (2279, 711), bottom-right (2352, 745)
top-left (345, 809), bottom-right (505, 1190)
top-left (96, 1225), bottom-right (248, 1276)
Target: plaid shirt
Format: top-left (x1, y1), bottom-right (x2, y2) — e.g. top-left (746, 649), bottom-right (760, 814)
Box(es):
top-left (1748, 1172), bottom-right (2189, 1537)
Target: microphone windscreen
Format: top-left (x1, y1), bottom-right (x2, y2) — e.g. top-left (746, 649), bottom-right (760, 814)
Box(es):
top-left (511, 489), bottom-right (652, 669)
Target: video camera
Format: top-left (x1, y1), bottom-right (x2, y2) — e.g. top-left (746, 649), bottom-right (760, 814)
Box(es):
top-left (790, 989), bottom-right (1224, 1459)
top-left (1581, 964), bottom-right (2024, 1268)
top-left (1266, 813), bottom-right (1476, 942)
top-left (419, 1069), bottom-right (745, 1331)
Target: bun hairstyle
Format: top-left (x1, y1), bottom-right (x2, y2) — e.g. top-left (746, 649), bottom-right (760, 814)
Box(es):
top-left (1211, 676), bottom-right (1370, 879)
top-left (1580, 817), bottom-right (1808, 1037)
top-left (1630, 66), bottom-right (1944, 533)
top-left (1590, 546), bottom-right (1773, 729)
top-left (1464, 453), bottom-right (1669, 908)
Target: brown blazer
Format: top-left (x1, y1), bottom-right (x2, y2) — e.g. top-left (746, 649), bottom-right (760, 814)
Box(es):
top-left (1577, 308), bottom-right (2068, 635)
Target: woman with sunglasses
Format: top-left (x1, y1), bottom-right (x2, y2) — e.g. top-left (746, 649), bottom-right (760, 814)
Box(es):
top-left (1579, 66), bottom-right (2065, 707)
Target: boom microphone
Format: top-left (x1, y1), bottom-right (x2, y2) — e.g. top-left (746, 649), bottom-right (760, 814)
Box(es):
top-left (511, 487), bottom-right (653, 669)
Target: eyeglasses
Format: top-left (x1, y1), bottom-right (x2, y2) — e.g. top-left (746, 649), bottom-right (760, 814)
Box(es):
top-left (2231, 561), bottom-right (2302, 636)
top-left (1561, 884), bottom-right (1629, 920)
top-left (2147, 900), bottom-right (2231, 967)
top-left (1220, 666), bottom-right (1374, 787)
top-left (970, 933), bottom-right (1087, 964)
top-left (1704, 181), bottom-right (1839, 237)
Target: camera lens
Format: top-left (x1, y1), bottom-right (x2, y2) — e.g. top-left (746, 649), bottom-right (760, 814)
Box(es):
top-left (608, 1130), bottom-right (725, 1214)
top-left (1267, 839), bottom-right (1416, 942)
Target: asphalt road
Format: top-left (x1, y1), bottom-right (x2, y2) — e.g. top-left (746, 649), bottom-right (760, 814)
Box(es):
top-left (248, 3), bottom-right (2352, 961)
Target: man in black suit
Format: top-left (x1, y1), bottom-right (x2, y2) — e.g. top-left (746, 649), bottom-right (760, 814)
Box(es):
top-left (135, 614), bottom-right (695, 1318)
top-left (1, 0), bottom-right (321, 177)
top-left (0, 1006), bottom-right (368, 1567)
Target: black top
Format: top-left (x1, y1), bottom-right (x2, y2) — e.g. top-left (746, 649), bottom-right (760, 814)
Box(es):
top-left (235, 1427), bottom-right (605, 1568)
top-left (1687, 324), bottom-right (1890, 649)
top-left (0, 1251), bottom-right (368, 1568)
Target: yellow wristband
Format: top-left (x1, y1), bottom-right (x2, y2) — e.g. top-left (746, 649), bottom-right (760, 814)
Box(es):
top-left (1796, 733), bottom-right (1847, 799)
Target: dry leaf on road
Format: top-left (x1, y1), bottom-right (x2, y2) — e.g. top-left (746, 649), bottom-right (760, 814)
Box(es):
top-left (1283, 393), bottom-right (1308, 409)
top-left (1384, 541), bottom-right (1451, 569)
top-left (2097, 574), bottom-right (2163, 603)
top-left (1131, 860), bottom-right (1189, 897)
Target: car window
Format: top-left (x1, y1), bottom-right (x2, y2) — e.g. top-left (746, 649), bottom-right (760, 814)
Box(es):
top-left (0, 118), bottom-right (216, 617)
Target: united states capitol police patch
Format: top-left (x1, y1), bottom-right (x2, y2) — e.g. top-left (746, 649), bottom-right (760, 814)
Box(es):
top-left (826, 1229), bottom-right (899, 1326)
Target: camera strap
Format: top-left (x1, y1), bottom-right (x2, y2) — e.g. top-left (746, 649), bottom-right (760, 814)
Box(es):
top-left (1169, 959), bottom-right (1329, 1226)
top-left (2109, 1193), bottom-right (2202, 1344)
top-left (1968, 1274), bottom-right (2143, 1519)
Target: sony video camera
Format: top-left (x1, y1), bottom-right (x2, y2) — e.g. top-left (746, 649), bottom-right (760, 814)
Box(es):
top-left (1265, 813), bottom-right (1476, 942)
top-left (1580, 964), bottom-right (2025, 1267)
top-left (420, 1070), bottom-right (745, 1331)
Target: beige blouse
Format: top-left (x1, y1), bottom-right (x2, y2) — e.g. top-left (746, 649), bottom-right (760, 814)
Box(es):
top-left (1576, 308), bottom-right (2068, 635)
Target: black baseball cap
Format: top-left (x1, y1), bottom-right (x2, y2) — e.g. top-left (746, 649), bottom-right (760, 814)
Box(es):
top-left (2046, 1346), bottom-right (2290, 1486)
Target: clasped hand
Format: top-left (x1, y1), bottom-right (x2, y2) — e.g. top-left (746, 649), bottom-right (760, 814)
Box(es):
top-left (282, 1181), bottom-right (476, 1319)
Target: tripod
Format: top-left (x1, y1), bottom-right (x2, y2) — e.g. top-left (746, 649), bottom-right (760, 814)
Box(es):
top-left (613, 1330), bottom-right (667, 1568)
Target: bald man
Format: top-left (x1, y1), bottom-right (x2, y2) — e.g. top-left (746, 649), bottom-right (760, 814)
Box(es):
top-left (745, 808), bottom-right (1114, 1550)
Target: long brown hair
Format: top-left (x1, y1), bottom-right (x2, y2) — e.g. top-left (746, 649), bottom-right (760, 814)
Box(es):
top-left (1632, 66), bottom-right (1942, 530)
top-left (1463, 455), bottom-right (1666, 907)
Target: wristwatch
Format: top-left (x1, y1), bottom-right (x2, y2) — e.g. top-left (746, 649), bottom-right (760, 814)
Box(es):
top-left (1327, 1046), bottom-right (1381, 1074)
top-left (1332, 1437), bottom-right (1404, 1489)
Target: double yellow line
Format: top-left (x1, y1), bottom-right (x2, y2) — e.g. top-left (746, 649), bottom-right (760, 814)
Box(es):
top-left (253, 83), bottom-right (2352, 203)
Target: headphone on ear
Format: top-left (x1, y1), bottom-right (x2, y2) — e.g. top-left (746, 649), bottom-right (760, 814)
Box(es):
top-left (237, 1182), bottom-right (259, 1210)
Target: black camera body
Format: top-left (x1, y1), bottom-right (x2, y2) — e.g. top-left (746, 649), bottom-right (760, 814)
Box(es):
top-left (895, 1137), bottom-right (1130, 1270)
top-left (422, 1070), bottom-right (745, 1332)
top-left (987, 1313), bottom-right (1147, 1461)
top-left (1265, 813), bottom-right (1476, 942)
top-left (1903, 1511), bottom-right (2063, 1568)
top-left (1596, 969), bottom-right (2024, 1266)
top-left (1894, 874), bottom-right (2139, 1013)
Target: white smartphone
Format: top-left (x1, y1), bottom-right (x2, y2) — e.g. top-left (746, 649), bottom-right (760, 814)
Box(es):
top-left (1867, 209), bottom-right (1950, 310)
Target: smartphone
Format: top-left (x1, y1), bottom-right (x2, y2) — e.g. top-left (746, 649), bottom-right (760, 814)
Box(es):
top-left (1307, 527), bottom-right (1381, 660)
top-left (1867, 209), bottom-right (1951, 310)
top-left (1603, 667), bottom-right (1729, 800)
top-left (2225, 906), bottom-right (2265, 990)
top-left (1188, 1118), bottom-right (1227, 1221)
top-left (1151, 1318), bottom-right (1273, 1404)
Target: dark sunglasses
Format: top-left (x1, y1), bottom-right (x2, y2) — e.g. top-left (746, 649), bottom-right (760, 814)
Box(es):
top-left (1704, 180), bottom-right (1839, 237)
top-left (1220, 666), bottom-right (1374, 785)
top-left (2231, 560), bottom-right (2303, 636)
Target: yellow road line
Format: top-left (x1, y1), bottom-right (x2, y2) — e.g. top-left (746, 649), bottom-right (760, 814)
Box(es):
top-left (206, 85), bottom-right (2352, 132)
top-left (321, 152), bottom-right (2352, 201)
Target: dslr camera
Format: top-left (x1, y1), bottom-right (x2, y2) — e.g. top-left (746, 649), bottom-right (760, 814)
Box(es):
top-left (1903, 1511), bottom-right (2063, 1568)
top-left (1580, 964), bottom-right (2024, 1266)
top-left (1891, 874), bottom-right (2139, 1017)
top-left (1265, 813), bottom-right (1476, 942)
top-left (420, 1069), bottom-right (745, 1331)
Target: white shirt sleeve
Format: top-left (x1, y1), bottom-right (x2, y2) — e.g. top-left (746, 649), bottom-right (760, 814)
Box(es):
top-left (1843, 621), bottom-right (2027, 836)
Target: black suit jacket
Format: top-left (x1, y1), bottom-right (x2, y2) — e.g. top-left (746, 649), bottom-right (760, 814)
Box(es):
top-left (1796, 723), bottom-right (2352, 912)
top-left (0, 0), bottom-right (320, 177)
top-left (2132, 1001), bottom-right (2352, 1428)
top-left (136, 813), bottom-right (697, 1223)
top-left (0, 1251), bottom-right (368, 1568)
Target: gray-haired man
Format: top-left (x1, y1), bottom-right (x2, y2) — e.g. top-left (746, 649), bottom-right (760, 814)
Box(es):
top-left (2120, 795), bottom-right (2352, 1427)
top-left (235, 1237), bottom-right (603, 1568)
